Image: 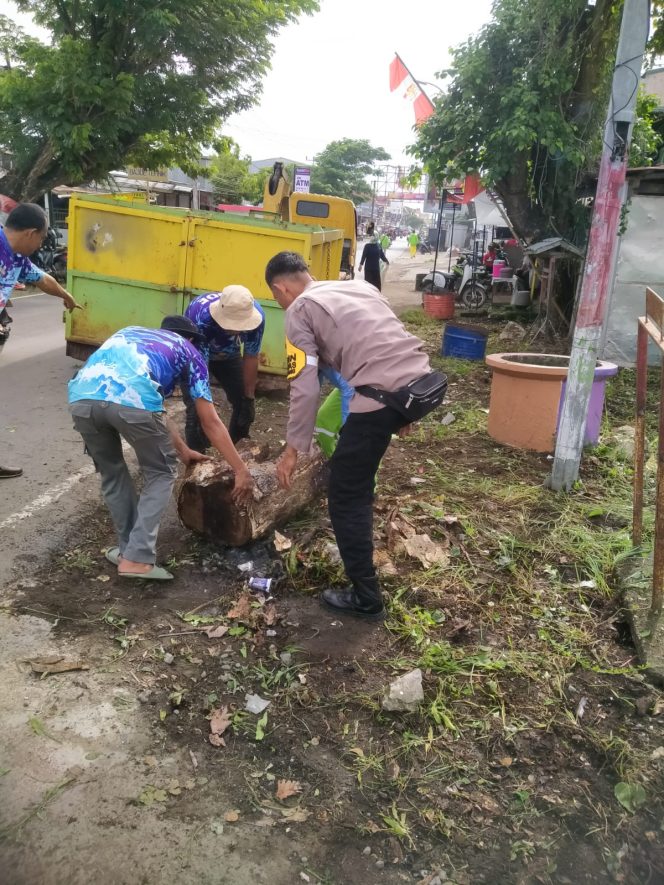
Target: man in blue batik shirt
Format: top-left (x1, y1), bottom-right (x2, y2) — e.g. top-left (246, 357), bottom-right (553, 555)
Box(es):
top-left (68, 318), bottom-right (253, 581)
top-left (184, 285), bottom-right (265, 448)
top-left (1, 203), bottom-right (83, 479)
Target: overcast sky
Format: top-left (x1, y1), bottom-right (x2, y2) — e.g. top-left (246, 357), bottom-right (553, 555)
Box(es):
top-left (6, 0), bottom-right (493, 168)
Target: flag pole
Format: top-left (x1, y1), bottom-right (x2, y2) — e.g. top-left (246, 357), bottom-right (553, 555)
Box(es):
top-left (393, 51), bottom-right (435, 111)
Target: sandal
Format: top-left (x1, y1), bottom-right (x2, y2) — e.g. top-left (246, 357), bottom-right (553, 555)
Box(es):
top-left (118, 566), bottom-right (174, 581)
top-left (105, 547), bottom-right (121, 566)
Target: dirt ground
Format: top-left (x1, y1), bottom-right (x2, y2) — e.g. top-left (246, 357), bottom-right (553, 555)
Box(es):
top-left (2, 254), bottom-right (664, 885)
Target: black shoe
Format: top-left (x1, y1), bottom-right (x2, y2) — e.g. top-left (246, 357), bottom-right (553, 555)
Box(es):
top-left (0, 465), bottom-right (23, 479)
top-left (320, 575), bottom-right (386, 621)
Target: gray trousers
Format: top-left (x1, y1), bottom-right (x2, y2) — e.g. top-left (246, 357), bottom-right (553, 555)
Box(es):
top-left (69, 400), bottom-right (178, 564)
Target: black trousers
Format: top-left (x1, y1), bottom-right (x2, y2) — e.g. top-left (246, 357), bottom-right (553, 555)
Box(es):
top-left (183, 355), bottom-right (248, 449)
top-left (328, 406), bottom-right (406, 583)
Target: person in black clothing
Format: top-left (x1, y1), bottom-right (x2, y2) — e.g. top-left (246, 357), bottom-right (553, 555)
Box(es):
top-left (358, 238), bottom-right (389, 291)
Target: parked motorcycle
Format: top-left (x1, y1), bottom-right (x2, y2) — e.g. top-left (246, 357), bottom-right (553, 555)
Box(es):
top-left (417, 241), bottom-right (433, 254)
top-left (421, 253), bottom-right (489, 310)
top-left (451, 252), bottom-right (490, 309)
top-left (31, 227), bottom-right (68, 283)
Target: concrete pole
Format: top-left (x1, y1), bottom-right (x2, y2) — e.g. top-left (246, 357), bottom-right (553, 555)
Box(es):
top-left (549, 0), bottom-right (650, 491)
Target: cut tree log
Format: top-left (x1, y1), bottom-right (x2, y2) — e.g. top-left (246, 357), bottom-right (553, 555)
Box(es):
top-left (177, 443), bottom-right (327, 546)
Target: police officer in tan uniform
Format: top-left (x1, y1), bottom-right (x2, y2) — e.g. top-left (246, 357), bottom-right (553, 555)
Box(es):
top-left (265, 251), bottom-right (433, 622)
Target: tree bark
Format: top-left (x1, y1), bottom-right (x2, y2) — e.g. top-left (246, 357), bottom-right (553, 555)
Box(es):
top-left (493, 152), bottom-right (549, 242)
top-left (177, 443), bottom-right (327, 547)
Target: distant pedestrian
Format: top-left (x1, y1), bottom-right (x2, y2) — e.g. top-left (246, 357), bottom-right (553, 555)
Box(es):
top-left (407, 230), bottom-right (419, 258)
top-left (358, 237), bottom-right (389, 292)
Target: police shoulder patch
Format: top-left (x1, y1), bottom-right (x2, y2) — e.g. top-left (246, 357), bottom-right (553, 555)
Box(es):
top-left (286, 338), bottom-right (307, 380)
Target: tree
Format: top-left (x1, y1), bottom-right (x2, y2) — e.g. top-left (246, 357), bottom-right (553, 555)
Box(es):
top-left (0, 0), bottom-right (317, 201)
top-left (211, 145), bottom-right (252, 204)
top-left (411, 0), bottom-right (627, 244)
top-left (310, 139), bottom-right (390, 204)
top-left (211, 143), bottom-right (271, 205)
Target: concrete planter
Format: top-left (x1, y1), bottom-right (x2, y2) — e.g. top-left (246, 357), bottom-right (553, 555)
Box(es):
top-left (486, 353), bottom-right (618, 453)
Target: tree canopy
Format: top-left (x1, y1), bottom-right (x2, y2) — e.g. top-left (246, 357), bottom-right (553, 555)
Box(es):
top-left (0, 0), bottom-right (317, 201)
top-left (310, 138), bottom-right (390, 204)
top-left (210, 143), bottom-right (270, 206)
top-left (410, 0), bottom-right (660, 244)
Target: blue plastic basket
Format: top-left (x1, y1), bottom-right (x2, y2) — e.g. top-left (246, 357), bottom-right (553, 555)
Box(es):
top-left (442, 324), bottom-right (488, 361)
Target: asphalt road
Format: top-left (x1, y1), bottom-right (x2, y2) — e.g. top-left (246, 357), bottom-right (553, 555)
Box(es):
top-left (0, 292), bottom-right (95, 585)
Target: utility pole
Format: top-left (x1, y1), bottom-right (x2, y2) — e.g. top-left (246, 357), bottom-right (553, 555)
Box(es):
top-left (550, 0), bottom-right (650, 491)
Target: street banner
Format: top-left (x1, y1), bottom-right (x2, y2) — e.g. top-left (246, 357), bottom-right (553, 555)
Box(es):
top-left (294, 167), bottom-right (311, 193)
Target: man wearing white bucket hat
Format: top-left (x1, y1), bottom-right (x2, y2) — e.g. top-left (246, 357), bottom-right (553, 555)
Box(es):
top-left (184, 285), bottom-right (265, 448)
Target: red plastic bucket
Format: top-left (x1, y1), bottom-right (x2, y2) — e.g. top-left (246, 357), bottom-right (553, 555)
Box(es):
top-left (423, 291), bottom-right (455, 320)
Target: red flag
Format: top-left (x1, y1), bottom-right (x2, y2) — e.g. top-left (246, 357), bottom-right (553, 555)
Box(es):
top-left (448, 175), bottom-right (484, 204)
top-left (460, 174), bottom-right (483, 203)
top-left (390, 53), bottom-right (435, 125)
top-left (414, 92), bottom-right (435, 125)
top-left (389, 54), bottom-right (409, 91)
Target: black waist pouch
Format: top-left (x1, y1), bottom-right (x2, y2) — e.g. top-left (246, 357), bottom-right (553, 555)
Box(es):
top-left (356, 371), bottom-right (448, 422)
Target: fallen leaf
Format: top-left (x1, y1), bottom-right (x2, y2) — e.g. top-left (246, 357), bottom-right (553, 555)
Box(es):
top-left (255, 711), bottom-right (268, 741)
top-left (95, 574), bottom-right (111, 582)
top-left (615, 781), bottom-right (647, 813)
top-left (279, 807), bottom-right (310, 822)
top-left (227, 593), bottom-right (253, 621)
top-left (137, 785), bottom-right (168, 806)
top-left (189, 750), bottom-right (198, 770)
top-left (142, 755), bottom-right (158, 768)
top-left (28, 657), bottom-right (89, 676)
top-left (28, 716), bottom-right (60, 742)
top-left (167, 779), bottom-right (181, 796)
top-left (499, 756), bottom-right (513, 767)
top-left (210, 820), bottom-right (224, 835)
top-left (224, 810), bottom-right (240, 822)
top-left (203, 624), bottom-right (229, 639)
top-left (403, 534), bottom-right (450, 569)
top-left (374, 549), bottom-right (398, 577)
top-left (386, 761), bottom-right (401, 780)
top-left (263, 605), bottom-right (278, 626)
top-left (274, 530), bottom-right (292, 552)
top-left (652, 698), bottom-right (664, 716)
top-left (276, 779), bottom-right (302, 801)
top-left (209, 733), bottom-right (226, 748)
top-left (210, 706), bottom-right (232, 737)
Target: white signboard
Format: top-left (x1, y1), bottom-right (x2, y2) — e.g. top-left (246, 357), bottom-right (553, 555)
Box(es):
top-left (294, 166), bottom-right (311, 193)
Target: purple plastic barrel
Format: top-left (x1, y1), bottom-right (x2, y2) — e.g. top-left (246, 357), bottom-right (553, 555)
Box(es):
top-left (557, 360), bottom-right (619, 445)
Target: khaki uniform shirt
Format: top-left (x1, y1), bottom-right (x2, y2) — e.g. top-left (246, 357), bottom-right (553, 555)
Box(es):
top-left (284, 279), bottom-right (431, 452)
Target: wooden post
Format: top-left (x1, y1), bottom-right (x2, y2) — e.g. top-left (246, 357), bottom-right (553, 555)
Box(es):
top-left (653, 357), bottom-right (664, 616)
top-left (633, 320), bottom-right (648, 545)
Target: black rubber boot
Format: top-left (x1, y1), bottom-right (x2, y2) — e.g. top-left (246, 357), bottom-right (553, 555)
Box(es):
top-left (321, 575), bottom-right (386, 621)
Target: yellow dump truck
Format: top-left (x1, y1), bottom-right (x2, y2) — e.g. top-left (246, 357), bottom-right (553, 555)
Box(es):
top-left (262, 163), bottom-right (357, 278)
top-left (64, 193), bottom-right (344, 373)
